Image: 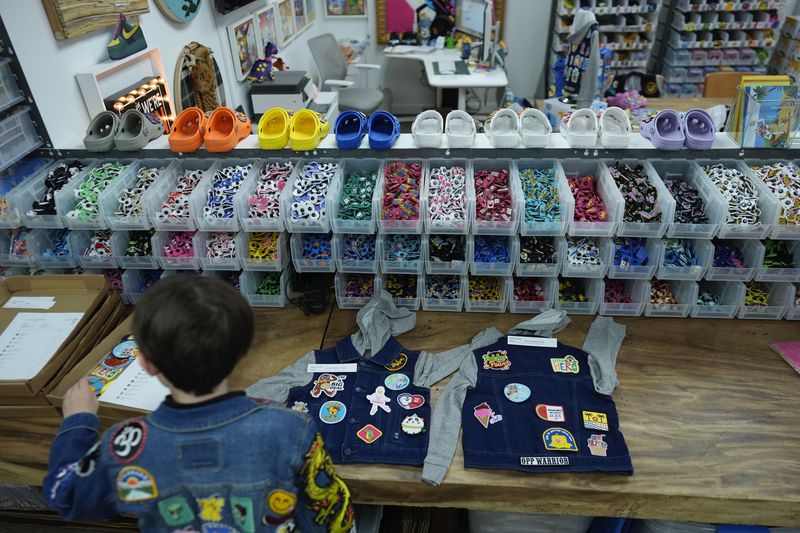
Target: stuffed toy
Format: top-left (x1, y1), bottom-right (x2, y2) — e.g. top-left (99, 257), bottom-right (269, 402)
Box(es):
top-left (247, 42), bottom-right (279, 82)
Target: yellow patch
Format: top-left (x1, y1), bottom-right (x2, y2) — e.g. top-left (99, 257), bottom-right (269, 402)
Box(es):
top-left (267, 489), bottom-right (297, 516)
top-left (197, 495), bottom-right (225, 522)
top-left (301, 434), bottom-right (354, 533)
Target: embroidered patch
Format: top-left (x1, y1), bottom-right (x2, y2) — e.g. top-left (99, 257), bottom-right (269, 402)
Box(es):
top-left (197, 495), bottom-right (225, 522)
top-left (201, 524), bottom-right (238, 533)
top-left (401, 414), bottom-right (425, 435)
top-left (542, 428), bottom-right (579, 452)
top-left (158, 495), bottom-right (195, 527)
top-left (482, 350), bottom-right (511, 371)
top-left (110, 419), bottom-right (147, 463)
top-left (588, 434), bottom-right (608, 456)
top-left (583, 410), bottom-right (609, 431)
top-left (75, 442), bottom-right (100, 477)
top-left (503, 383), bottom-right (531, 403)
top-left (366, 386), bottom-right (392, 415)
top-left (230, 496), bottom-right (255, 533)
top-left (267, 489), bottom-right (297, 516)
top-left (520, 456), bottom-right (570, 466)
top-left (473, 402), bottom-right (502, 429)
top-left (116, 466), bottom-right (158, 501)
top-left (550, 354), bottom-right (580, 373)
top-left (356, 424), bottom-right (383, 444)
top-left (384, 352), bottom-right (408, 371)
top-left (397, 393), bottom-right (425, 410)
top-left (145, 112), bottom-right (162, 126)
top-left (310, 373), bottom-right (346, 398)
top-left (291, 401), bottom-right (309, 414)
top-left (319, 401), bottom-right (347, 424)
top-left (535, 404), bottom-right (566, 422)
top-left (301, 434), bottom-right (354, 531)
top-left (275, 519), bottom-right (297, 533)
top-left (384, 373), bottom-right (410, 390)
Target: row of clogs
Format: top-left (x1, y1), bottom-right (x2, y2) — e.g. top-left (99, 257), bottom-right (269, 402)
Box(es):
top-left (83, 109), bottom-right (164, 152)
top-left (560, 107), bottom-right (632, 149)
top-left (163, 107), bottom-right (252, 153)
top-left (257, 108), bottom-right (330, 150)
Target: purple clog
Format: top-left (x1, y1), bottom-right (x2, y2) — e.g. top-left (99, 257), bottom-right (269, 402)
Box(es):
top-left (640, 110), bottom-right (685, 150)
top-left (682, 108), bottom-right (715, 150)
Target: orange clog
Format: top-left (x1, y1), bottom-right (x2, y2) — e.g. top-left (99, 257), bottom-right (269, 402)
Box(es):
top-left (168, 107), bottom-right (207, 153)
top-left (204, 107), bottom-right (252, 152)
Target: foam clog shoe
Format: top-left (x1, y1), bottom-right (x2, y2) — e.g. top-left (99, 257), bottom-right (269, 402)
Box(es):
top-left (334, 110), bottom-right (368, 149)
top-left (682, 108), bottom-right (715, 150)
top-left (598, 106), bottom-right (631, 148)
top-left (486, 108), bottom-right (520, 148)
top-left (519, 108), bottom-right (551, 148)
top-left (368, 110), bottom-right (400, 150)
top-left (445, 110), bottom-right (476, 148)
top-left (168, 107), bottom-right (207, 153)
top-left (114, 109), bottom-right (164, 151)
top-left (258, 108), bottom-right (291, 149)
top-left (205, 107), bottom-right (252, 152)
top-left (559, 108), bottom-right (598, 148)
top-left (411, 110), bottom-right (443, 148)
top-left (83, 111), bottom-right (119, 152)
top-left (640, 110), bottom-right (684, 150)
top-left (289, 109), bottom-right (329, 151)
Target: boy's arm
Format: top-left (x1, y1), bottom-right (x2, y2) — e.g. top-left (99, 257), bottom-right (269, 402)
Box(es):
top-left (413, 327), bottom-right (502, 388)
top-left (42, 380), bottom-right (117, 520)
top-left (293, 421), bottom-right (355, 533)
top-left (246, 350), bottom-right (316, 403)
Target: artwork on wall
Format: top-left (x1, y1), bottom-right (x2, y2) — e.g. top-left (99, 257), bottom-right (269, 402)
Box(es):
top-left (155, 0), bottom-right (202, 22)
top-left (42, 0), bottom-right (149, 40)
top-left (227, 15), bottom-right (260, 81)
top-left (324, 0), bottom-right (366, 18)
top-left (294, 0), bottom-right (307, 30)
top-left (277, 0), bottom-right (296, 45)
top-left (255, 5), bottom-right (279, 51)
top-left (374, 0), bottom-right (505, 44)
top-left (306, 0), bottom-right (317, 24)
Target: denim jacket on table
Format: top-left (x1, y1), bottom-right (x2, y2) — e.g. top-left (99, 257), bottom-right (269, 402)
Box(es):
top-left (43, 392), bottom-right (355, 533)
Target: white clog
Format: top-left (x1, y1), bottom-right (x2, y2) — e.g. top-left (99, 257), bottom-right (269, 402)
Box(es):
top-left (445, 110), bottom-right (476, 148)
top-left (598, 106), bottom-right (631, 148)
top-left (519, 108), bottom-right (552, 148)
top-left (412, 109), bottom-right (443, 147)
top-left (486, 108), bottom-right (520, 148)
top-left (559, 108), bottom-right (598, 148)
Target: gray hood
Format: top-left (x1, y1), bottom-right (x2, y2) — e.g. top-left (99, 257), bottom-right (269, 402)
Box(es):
top-left (568, 9), bottom-right (598, 43)
top-left (350, 290), bottom-right (416, 355)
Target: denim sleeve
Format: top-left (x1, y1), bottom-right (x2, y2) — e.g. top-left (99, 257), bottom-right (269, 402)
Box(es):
top-left (583, 316), bottom-right (626, 395)
top-left (413, 327), bottom-right (503, 388)
top-left (42, 413), bottom-right (117, 520)
top-left (246, 350), bottom-right (316, 402)
top-left (293, 422), bottom-right (356, 533)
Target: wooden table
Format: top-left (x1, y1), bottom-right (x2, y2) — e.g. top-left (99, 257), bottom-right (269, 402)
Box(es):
top-left (2, 306), bottom-right (799, 526)
top-left (643, 97), bottom-right (730, 113)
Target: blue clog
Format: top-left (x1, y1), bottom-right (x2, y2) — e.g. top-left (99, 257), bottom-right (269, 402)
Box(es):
top-left (368, 110), bottom-right (400, 150)
top-left (334, 110), bottom-right (368, 149)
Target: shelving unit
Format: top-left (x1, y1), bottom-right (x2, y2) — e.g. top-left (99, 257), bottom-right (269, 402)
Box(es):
top-left (652, 0), bottom-right (788, 98)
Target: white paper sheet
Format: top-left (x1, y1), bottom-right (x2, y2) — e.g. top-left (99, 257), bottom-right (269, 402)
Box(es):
top-left (99, 357), bottom-right (170, 412)
top-left (3, 296), bottom-right (56, 309)
top-left (0, 312), bottom-right (84, 380)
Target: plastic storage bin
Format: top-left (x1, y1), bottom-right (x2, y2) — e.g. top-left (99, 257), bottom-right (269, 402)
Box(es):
top-left (705, 239), bottom-right (764, 281)
top-left (240, 269), bottom-right (289, 307)
top-left (236, 159), bottom-right (298, 233)
top-left (605, 159), bottom-right (675, 238)
top-left (194, 231), bottom-right (241, 271)
top-left (465, 275), bottom-right (508, 313)
top-left (561, 237), bottom-right (613, 278)
top-left (101, 159), bottom-right (175, 230)
top-left (426, 234), bottom-right (470, 275)
top-left (121, 269), bottom-right (162, 305)
top-left (148, 159), bottom-right (216, 231)
top-left (650, 159), bottom-right (725, 240)
top-left (0, 58), bottom-right (25, 113)
top-left (605, 237), bottom-right (660, 279)
top-left (600, 279), bottom-right (649, 316)
top-left (72, 230), bottom-right (124, 269)
top-left (423, 159), bottom-right (473, 235)
top-left (514, 159), bottom-right (573, 236)
top-left (239, 231), bottom-right (289, 272)
top-left (116, 231), bottom-right (159, 269)
top-left (509, 277), bottom-right (557, 314)
top-left (516, 236), bottom-right (563, 278)
top-left (37, 229), bottom-right (77, 268)
top-left (380, 234), bottom-right (425, 274)
top-left (556, 277), bottom-right (603, 315)
top-left (0, 228), bottom-right (40, 267)
top-left (745, 159), bottom-right (800, 240)
top-left (381, 273), bottom-right (422, 310)
top-left (785, 283), bottom-right (800, 320)
top-left (290, 232), bottom-right (336, 273)
top-left (690, 281), bottom-right (745, 318)
top-left (57, 160), bottom-right (133, 230)
top-left (153, 231), bottom-right (199, 270)
top-left (0, 107), bottom-right (43, 173)
top-left (0, 158), bottom-right (52, 229)
top-left (562, 159), bottom-right (622, 237)
top-left (190, 159), bottom-right (258, 232)
top-left (335, 272), bottom-right (380, 309)
top-left (644, 280), bottom-right (698, 317)
top-left (471, 159), bottom-right (519, 236)
top-left (334, 233), bottom-right (378, 273)
top-left (470, 235), bottom-right (517, 276)
top-left (376, 159), bottom-right (426, 234)
top-left (421, 274), bottom-right (465, 312)
top-left (330, 159), bottom-right (382, 235)
top-left (755, 241), bottom-right (800, 282)
top-left (19, 160), bottom-right (97, 229)
top-left (283, 158), bottom-right (342, 234)
top-left (697, 159), bottom-right (780, 240)
top-left (738, 281), bottom-right (794, 319)
top-left (657, 239), bottom-right (713, 280)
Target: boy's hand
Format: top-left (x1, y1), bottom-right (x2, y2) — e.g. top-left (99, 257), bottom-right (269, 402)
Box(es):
top-left (63, 379), bottom-right (99, 418)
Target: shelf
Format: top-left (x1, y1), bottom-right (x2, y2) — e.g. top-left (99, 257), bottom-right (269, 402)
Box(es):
top-left (556, 24), bottom-right (656, 34)
top-left (558, 4), bottom-right (658, 16)
top-left (673, 21), bottom-right (780, 31)
top-left (673, 0), bottom-right (786, 11)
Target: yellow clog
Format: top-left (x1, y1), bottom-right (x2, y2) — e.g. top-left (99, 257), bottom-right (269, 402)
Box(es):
top-left (258, 107), bottom-right (291, 149)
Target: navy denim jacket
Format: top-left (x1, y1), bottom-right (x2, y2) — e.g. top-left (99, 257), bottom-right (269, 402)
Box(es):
top-left (43, 392), bottom-right (355, 533)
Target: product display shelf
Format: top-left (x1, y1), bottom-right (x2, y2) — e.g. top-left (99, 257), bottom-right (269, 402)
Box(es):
top-left (190, 158), bottom-right (260, 233)
top-left (508, 277), bottom-right (558, 314)
top-left (240, 269), bottom-right (290, 308)
top-left (690, 280), bottom-right (746, 318)
top-left (239, 231), bottom-right (289, 272)
top-left (599, 278), bottom-right (650, 316)
top-left (56, 159), bottom-right (135, 230)
top-left (422, 274), bottom-right (466, 312)
top-left (17, 159), bottom-right (97, 229)
top-left (380, 273), bottom-right (423, 310)
top-left (515, 159), bottom-right (573, 237)
top-left (236, 158), bottom-right (299, 233)
top-left (737, 280), bottom-right (794, 318)
top-left (330, 158), bottom-right (383, 235)
top-left (100, 159), bottom-right (177, 231)
top-left (335, 272), bottom-right (381, 309)
top-left (0, 158), bottom-right (53, 229)
top-left (785, 282), bottom-right (800, 319)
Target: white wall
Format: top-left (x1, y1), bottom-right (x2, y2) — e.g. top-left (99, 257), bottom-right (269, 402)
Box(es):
top-left (0, 0), bottom-right (372, 149)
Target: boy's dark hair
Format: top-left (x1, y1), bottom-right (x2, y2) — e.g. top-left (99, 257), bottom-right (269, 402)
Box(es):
top-left (132, 275), bottom-right (254, 395)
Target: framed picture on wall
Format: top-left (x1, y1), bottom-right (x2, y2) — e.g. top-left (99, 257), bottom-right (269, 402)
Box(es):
top-left (293, 0), bottom-right (307, 31)
top-left (277, 0), bottom-right (296, 45)
top-left (324, 0), bottom-right (366, 18)
top-left (255, 5), bottom-right (278, 51)
top-left (306, 0), bottom-right (317, 24)
top-left (227, 15), bottom-right (260, 80)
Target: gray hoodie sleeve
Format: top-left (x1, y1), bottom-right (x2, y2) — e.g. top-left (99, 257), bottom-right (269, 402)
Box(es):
top-left (420, 328), bottom-right (502, 486)
top-left (583, 317), bottom-right (626, 395)
top-left (245, 351), bottom-right (316, 402)
top-left (577, 28), bottom-right (600, 108)
top-left (413, 327), bottom-right (503, 388)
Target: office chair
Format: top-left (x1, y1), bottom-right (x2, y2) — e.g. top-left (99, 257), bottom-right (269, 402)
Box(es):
top-left (704, 71), bottom-right (759, 98)
top-left (307, 33), bottom-right (386, 115)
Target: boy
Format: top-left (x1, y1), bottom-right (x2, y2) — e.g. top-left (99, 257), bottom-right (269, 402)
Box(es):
top-left (43, 275), bottom-right (354, 533)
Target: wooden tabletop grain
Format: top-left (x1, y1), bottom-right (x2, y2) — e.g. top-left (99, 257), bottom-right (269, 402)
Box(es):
top-left (1, 305), bottom-right (799, 526)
